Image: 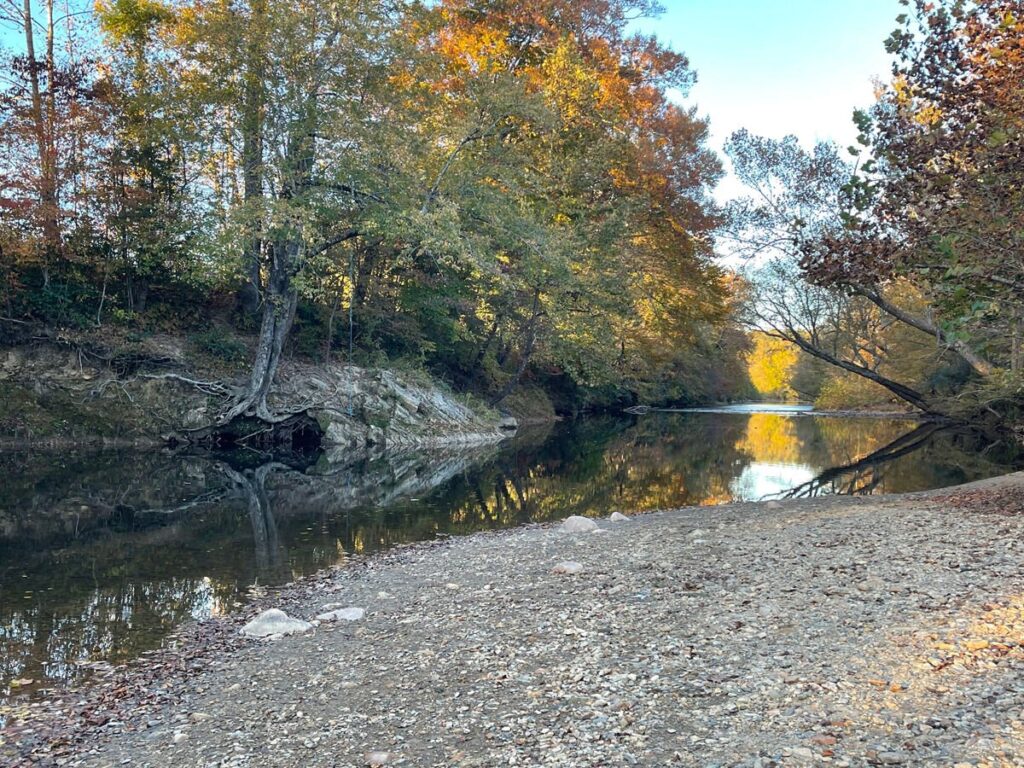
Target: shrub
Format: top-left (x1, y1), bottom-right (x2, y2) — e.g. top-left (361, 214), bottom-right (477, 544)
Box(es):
top-left (191, 327), bottom-right (248, 363)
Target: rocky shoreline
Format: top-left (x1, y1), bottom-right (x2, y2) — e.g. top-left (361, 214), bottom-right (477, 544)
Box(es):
top-left (0, 339), bottom-right (515, 449)
top-left (3, 473), bottom-right (1024, 767)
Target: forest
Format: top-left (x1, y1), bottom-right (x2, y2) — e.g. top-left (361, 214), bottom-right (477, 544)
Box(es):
top-left (1, 0), bottom-right (1023, 429)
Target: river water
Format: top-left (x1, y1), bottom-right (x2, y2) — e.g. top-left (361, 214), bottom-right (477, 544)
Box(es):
top-left (1, 408), bottom-right (1022, 705)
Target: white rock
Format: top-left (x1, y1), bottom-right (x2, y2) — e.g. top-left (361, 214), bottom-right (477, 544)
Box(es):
top-left (552, 561), bottom-right (585, 575)
top-left (609, 512), bottom-right (630, 522)
top-left (365, 750), bottom-right (392, 765)
top-left (240, 609), bottom-right (313, 638)
top-left (561, 515), bottom-right (599, 533)
top-left (789, 747), bottom-right (814, 762)
top-left (316, 607), bottom-right (365, 622)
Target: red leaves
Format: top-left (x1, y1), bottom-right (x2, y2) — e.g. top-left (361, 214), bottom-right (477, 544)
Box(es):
top-left (927, 486), bottom-right (1024, 516)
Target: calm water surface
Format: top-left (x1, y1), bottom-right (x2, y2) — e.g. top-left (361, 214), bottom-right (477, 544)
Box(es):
top-left (1, 409), bottom-right (1022, 706)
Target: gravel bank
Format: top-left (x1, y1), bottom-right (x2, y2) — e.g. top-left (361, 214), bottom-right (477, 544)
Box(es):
top-left (5, 473), bottom-right (1024, 767)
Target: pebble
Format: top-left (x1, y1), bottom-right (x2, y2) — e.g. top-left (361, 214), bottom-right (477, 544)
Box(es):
top-left (315, 607), bottom-right (365, 622)
top-left (876, 751), bottom-right (906, 764)
top-left (16, 481), bottom-right (1024, 768)
top-left (858, 577), bottom-right (885, 592)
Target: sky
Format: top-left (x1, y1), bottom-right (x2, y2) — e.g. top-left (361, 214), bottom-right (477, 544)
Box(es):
top-left (634, 0), bottom-right (905, 199)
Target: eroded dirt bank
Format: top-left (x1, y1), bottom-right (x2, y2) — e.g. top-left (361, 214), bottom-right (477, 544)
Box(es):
top-left (4, 473), bottom-right (1024, 767)
top-left (0, 338), bottom-right (513, 449)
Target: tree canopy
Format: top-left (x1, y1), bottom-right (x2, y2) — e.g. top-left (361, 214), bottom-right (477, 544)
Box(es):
top-left (2, 0), bottom-right (1022, 425)
top-left (0, 0), bottom-right (747, 418)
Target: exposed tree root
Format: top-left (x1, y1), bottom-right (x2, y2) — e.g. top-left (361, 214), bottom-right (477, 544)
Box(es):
top-left (140, 373), bottom-right (239, 399)
top-left (196, 411), bottom-right (323, 452)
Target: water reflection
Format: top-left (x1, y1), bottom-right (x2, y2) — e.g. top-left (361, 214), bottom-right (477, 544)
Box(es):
top-left (1, 412), bottom-right (1021, 705)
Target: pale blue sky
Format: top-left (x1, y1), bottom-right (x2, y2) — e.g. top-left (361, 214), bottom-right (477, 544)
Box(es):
top-left (635, 0), bottom-right (904, 198)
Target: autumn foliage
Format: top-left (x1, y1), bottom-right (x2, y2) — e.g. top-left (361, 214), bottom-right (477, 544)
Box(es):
top-left (0, 0), bottom-right (749, 412)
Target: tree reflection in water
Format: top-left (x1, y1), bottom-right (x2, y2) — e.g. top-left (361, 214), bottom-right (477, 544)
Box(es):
top-left (223, 464), bottom-right (285, 576)
top-left (1, 412), bottom-right (1021, 704)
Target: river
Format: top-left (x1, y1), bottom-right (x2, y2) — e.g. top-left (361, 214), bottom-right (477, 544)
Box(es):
top-left (1, 407), bottom-right (1022, 706)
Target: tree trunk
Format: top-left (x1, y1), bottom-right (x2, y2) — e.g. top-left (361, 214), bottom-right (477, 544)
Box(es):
top-left (852, 283), bottom-right (995, 377)
top-left (1011, 312), bottom-right (1021, 375)
top-left (471, 318), bottom-right (499, 371)
top-left (490, 290), bottom-right (542, 407)
top-left (225, 242), bottom-right (298, 422)
top-left (237, 0), bottom-right (267, 316)
top-left (226, 18), bottom-right (320, 424)
top-left (21, 0), bottom-right (59, 257)
top-left (324, 284), bottom-right (341, 365)
top-left (778, 330), bottom-right (936, 413)
top-left (44, 0), bottom-right (56, 228)
top-left (353, 246), bottom-right (376, 310)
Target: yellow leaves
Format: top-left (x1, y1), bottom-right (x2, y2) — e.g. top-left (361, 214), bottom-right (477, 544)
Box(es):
top-left (889, 75), bottom-right (943, 127)
top-left (891, 74), bottom-right (912, 105)
top-left (389, 70), bottom-right (418, 92)
top-left (913, 103), bottom-right (943, 127)
top-left (747, 332), bottom-right (798, 400)
top-left (436, 22), bottom-right (511, 79)
top-left (538, 37), bottom-right (599, 123)
top-left (97, 0), bottom-right (175, 48)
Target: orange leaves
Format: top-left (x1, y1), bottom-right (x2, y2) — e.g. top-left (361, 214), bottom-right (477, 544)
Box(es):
top-left (436, 22), bottom-right (512, 81)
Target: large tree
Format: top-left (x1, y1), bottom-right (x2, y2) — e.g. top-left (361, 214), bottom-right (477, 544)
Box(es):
top-left (724, 130), bottom-right (972, 414)
top-left (811, 0), bottom-right (1023, 384)
top-left (424, 0), bottom-right (726, 404)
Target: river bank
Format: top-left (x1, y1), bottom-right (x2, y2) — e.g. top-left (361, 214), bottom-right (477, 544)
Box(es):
top-left (627, 404), bottom-right (928, 422)
top-left (0, 334), bottom-right (518, 449)
top-left (3, 471), bottom-right (1024, 767)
